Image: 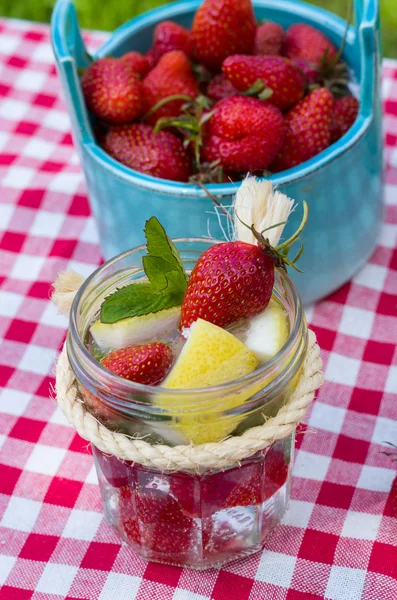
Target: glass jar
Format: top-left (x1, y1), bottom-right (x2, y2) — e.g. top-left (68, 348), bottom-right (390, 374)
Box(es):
top-left (67, 239), bottom-right (307, 569)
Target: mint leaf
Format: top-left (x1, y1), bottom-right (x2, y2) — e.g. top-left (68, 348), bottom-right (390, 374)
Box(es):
top-left (144, 217), bottom-right (187, 284)
top-left (164, 269), bottom-right (187, 292)
top-left (100, 283), bottom-right (185, 324)
top-left (100, 217), bottom-right (187, 323)
top-left (142, 255), bottom-right (188, 298)
top-left (142, 256), bottom-right (173, 291)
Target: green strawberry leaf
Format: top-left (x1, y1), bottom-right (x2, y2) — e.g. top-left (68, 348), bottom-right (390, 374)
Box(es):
top-left (100, 217), bottom-right (187, 324)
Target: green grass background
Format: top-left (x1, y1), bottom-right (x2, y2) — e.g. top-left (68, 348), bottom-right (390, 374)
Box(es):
top-left (1, 0), bottom-right (396, 57)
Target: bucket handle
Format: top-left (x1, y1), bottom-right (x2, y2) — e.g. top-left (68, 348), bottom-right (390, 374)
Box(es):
top-left (51, 0), bottom-right (93, 145)
top-left (354, 0), bottom-right (378, 32)
top-left (354, 0), bottom-right (379, 118)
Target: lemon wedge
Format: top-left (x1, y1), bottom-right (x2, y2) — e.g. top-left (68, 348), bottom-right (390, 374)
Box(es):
top-left (244, 299), bottom-right (300, 415)
top-left (90, 306), bottom-right (181, 351)
top-left (157, 319), bottom-right (258, 444)
top-left (164, 318), bottom-right (258, 389)
top-left (244, 298), bottom-right (289, 363)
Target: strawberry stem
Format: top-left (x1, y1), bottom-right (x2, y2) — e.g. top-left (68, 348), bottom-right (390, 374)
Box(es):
top-left (333, 0), bottom-right (353, 65)
top-left (189, 160), bottom-right (225, 184)
top-left (152, 97), bottom-right (213, 168)
top-left (143, 94), bottom-right (194, 120)
top-left (276, 201), bottom-right (308, 251)
top-left (154, 117), bottom-right (197, 134)
top-left (292, 243), bottom-right (304, 264)
top-left (244, 201), bottom-right (308, 272)
top-left (257, 87), bottom-right (274, 101)
top-left (243, 79), bottom-right (274, 101)
top-left (195, 181), bottom-right (233, 221)
top-left (317, 5), bottom-right (351, 97)
top-left (260, 221), bottom-right (287, 235)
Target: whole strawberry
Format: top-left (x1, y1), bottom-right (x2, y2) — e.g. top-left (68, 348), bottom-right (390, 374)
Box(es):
top-left (137, 488), bottom-right (193, 527)
top-left (191, 0), bottom-right (256, 72)
top-left (136, 488), bottom-right (195, 553)
top-left (81, 57), bottom-right (144, 125)
top-left (143, 50), bottom-right (198, 125)
top-left (271, 87), bottom-right (333, 172)
top-left (284, 23), bottom-right (337, 66)
top-left (207, 73), bottom-right (237, 101)
top-left (330, 96), bottom-right (359, 143)
top-left (101, 342), bottom-right (173, 385)
top-left (223, 55), bottom-right (305, 111)
top-left (202, 96), bottom-right (286, 173)
top-left (180, 240), bottom-right (275, 330)
top-left (254, 21), bottom-right (285, 56)
top-left (152, 21), bottom-right (193, 63)
top-left (102, 123), bottom-right (192, 181)
top-left (120, 51), bottom-right (151, 77)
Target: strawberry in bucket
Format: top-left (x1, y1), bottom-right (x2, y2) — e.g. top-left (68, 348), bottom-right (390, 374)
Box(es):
top-left (78, 0), bottom-right (358, 183)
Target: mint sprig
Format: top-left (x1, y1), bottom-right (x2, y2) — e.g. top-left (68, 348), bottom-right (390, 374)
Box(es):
top-left (100, 217), bottom-right (187, 324)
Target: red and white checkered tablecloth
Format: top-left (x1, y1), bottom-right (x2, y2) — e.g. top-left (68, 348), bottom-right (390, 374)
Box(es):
top-left (0, 16), bottom-right (397, 600)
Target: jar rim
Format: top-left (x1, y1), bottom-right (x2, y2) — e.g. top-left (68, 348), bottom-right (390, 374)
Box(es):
top-left (68, 238), bottom-right (306, 399)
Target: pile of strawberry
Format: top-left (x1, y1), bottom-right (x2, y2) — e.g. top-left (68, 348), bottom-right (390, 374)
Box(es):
top-left (81, 0), bottom-right (359, 183)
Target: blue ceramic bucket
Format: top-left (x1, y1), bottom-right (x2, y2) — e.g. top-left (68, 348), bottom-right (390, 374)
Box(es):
top-left (51, 0), bottom-right (383, 305)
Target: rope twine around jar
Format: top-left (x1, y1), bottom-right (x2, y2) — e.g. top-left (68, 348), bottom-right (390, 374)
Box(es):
top-left (53, 271), bottom-right (324, 472)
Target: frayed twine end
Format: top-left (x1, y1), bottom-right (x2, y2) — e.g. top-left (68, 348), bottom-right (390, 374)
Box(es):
top-left (233, 176), bottom-right (295, 247)
top-left (51, 270), bottom-right (84, 315)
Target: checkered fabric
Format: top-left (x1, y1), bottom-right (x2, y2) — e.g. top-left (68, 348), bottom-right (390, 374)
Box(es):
top-left (0, 17), bottom-right (397, 600)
